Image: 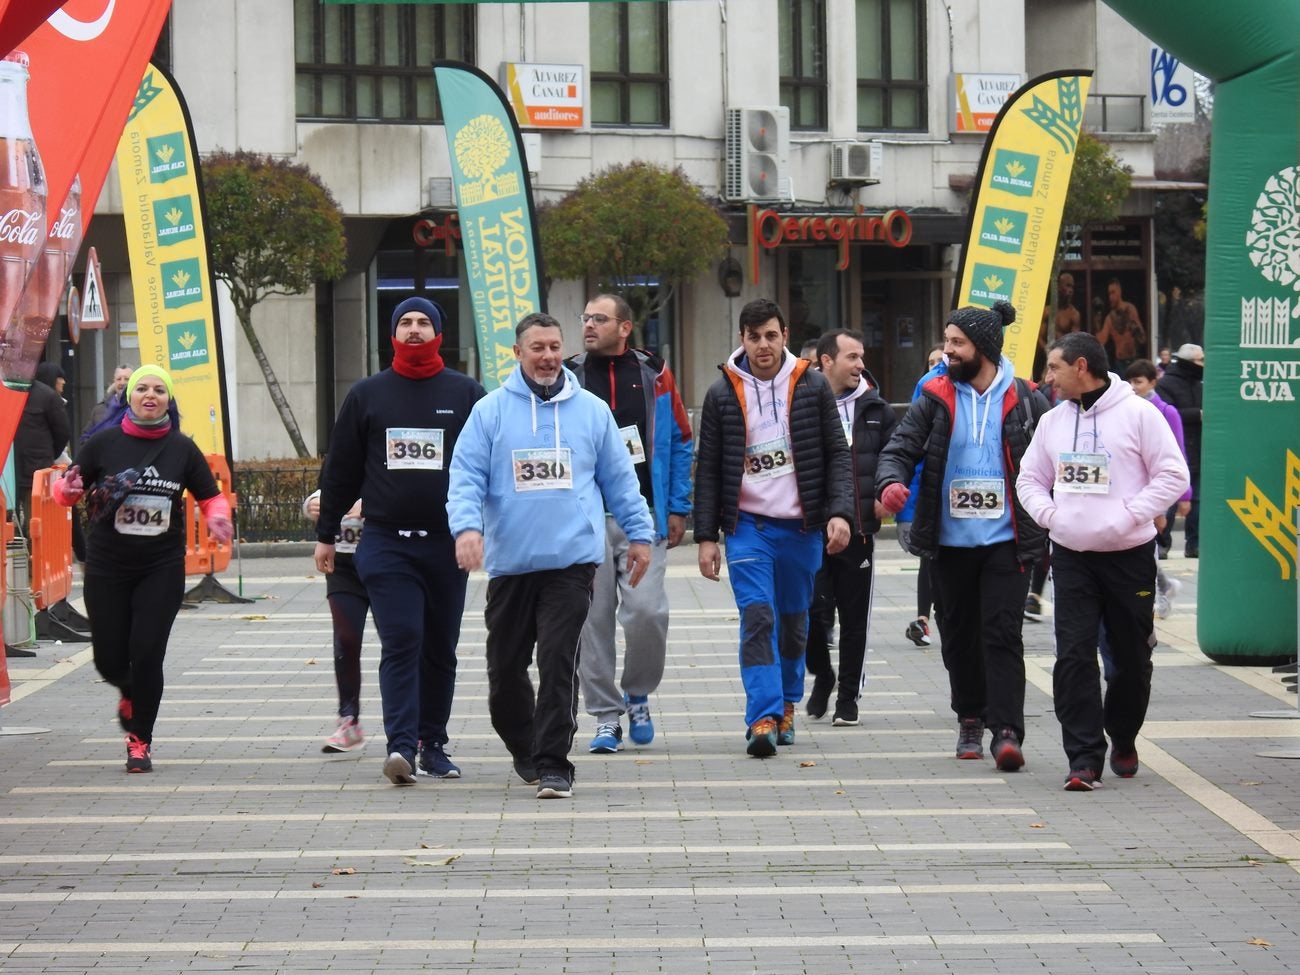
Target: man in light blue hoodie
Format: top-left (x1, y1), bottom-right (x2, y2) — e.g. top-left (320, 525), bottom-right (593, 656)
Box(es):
top-left (447, 312), bottom-right (653, 801)
top-left (878, 301), bottom-right (1050, 773)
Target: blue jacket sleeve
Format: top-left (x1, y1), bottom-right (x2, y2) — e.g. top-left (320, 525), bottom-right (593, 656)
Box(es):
top-left (666, 386), bottom-right (694, 517)
top-left (445, 400), bottom-right (493, 537)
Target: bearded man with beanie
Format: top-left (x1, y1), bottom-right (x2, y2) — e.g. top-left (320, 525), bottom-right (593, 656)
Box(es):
top-left (877, 301), bottom-right (1049, 772)
top-left (315, 296), bottom-right (485, 785)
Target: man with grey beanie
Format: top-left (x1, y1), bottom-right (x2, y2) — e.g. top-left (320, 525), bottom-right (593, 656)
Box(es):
top-left (877, 301), bottom-right (1050, 772)
top-left (315, 296), bottom-right (485, 785)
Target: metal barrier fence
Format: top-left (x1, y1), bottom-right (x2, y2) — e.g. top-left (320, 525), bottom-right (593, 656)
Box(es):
top-left (232, 465), bottom-right (320, 543)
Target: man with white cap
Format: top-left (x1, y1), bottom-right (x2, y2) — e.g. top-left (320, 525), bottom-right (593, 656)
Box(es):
top-left (315, 296), bottom-right (485, 785)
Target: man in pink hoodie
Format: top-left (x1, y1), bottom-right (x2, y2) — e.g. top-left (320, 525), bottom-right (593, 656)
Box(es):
top-left (1016, 333), bottom-right (1188, 792)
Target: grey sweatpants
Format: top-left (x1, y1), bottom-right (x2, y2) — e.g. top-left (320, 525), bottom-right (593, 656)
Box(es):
top-left (578, 516), bottom-right (669, 724)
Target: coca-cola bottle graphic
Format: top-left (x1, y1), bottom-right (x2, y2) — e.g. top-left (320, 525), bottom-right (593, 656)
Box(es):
top-left (1, 173), bottom-right (80, 387)
top-left (0, 51), bottom-right (46, 389)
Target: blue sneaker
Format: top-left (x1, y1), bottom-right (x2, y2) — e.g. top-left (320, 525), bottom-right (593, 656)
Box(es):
top-left (625, 694), bottom-right (655, 745)
top-left (589, 722), bottom-right (623, 753)
top-left (417, 743), bottom-right (461, 779)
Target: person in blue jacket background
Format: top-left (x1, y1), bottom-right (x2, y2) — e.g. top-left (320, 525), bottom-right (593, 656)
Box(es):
top-left (896, 343), bottom-right (945, 647)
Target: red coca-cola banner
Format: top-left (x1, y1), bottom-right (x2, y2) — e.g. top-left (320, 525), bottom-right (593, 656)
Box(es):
top-left (23, 0), bottom-right (172, 225)
top-left (0, 2), bottom-right (67, 61)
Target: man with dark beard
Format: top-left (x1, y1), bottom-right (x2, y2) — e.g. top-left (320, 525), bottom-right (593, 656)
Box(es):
top-left (877, 301), bottom-right (1050, 772)
top-left (315, 297), bottom-right (485, 786)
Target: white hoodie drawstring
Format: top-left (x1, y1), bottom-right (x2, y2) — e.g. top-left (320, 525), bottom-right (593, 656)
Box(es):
top-left (970, 384), bottom-right (995, 446)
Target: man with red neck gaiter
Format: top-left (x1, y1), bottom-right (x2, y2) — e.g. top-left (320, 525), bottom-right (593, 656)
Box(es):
top-left (315, 296), bottom-right (486, 785)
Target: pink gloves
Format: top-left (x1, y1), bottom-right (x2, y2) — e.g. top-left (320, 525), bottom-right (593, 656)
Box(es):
top-left (881, 483), bottom-right (910, 514)
top-left (207, 515), bottom-right (234, 544)
top-left (53, 466), bottom-right (84, 505)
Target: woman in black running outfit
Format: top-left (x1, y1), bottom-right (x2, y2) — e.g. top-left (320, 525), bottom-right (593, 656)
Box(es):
top-left (54, 365), bottom-right (233, 772)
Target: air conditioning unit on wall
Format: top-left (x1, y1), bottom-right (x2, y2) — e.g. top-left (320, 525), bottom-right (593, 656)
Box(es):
top-left (725, 106), bottom-right (791, 202)
top-left (830, 141), bottom-right (883, 184)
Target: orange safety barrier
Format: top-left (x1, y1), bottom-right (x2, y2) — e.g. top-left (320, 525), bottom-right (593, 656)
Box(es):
top-left (184, 454), bottom-right (236, 577)
top-left (0, 507), bottom-right (11, 706)
top-left (27, 465), bottom-right (73, 612)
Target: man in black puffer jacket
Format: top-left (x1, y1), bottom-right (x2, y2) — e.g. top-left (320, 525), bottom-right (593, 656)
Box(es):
top-left (803, 329), bottom-right (897, 727)
top-left (877, 301), bottom-right (1049, 774)
top-left (694, 299), bottom-right (855, 758)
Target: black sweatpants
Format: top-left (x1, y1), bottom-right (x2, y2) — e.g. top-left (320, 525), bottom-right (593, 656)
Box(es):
top-left (805, 538), bottom-right (876, 704)
top-left (83, 561), bottom-right (186, 743)
top-left (1050, 540), bottom-right (1157, 772)
top-left (327, 589), bottom-right (368, 720)
top-left (484, 563), bottom-right (595, 781)
top-left (932, 541), bottom-right (1031, 741)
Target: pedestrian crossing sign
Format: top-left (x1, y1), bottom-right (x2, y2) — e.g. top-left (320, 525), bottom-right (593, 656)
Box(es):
top-left (80, 246), bottom-right (108, 328)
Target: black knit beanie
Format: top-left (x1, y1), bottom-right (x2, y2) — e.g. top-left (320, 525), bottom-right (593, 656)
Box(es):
top-left (947, 300), bottom-right (1016, 364)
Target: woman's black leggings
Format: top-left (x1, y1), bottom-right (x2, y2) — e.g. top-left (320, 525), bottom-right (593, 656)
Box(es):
top-left (83, 561), bottom-right (185, 743)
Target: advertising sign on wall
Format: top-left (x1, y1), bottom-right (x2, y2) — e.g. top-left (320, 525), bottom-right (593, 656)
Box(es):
top-left (950, 73), bottom-right (1023, 133)
top-left (504, 62), bottom-right (584, 129)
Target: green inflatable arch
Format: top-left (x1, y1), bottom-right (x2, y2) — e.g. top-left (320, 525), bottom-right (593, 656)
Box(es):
top-left (1103, 2), bottom-right (1300, 663)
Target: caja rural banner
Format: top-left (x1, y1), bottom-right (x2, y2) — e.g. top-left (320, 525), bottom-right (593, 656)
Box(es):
top-left (114, 62), bottom-right (231, 460)
top-left (955, 71), bottom-right (1093, 379)
top-left (433, 61), bottom-right (545, 391)
top-left (1102, 0), bottom-right (1300, 663)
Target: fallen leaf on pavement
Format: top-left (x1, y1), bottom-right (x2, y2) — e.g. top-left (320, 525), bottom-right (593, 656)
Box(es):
top-left (331, 867), bottom-right (356, 876)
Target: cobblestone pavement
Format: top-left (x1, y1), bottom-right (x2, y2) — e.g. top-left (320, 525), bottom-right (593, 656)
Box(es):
top-left (0, 539), bottom-right (1297, 974)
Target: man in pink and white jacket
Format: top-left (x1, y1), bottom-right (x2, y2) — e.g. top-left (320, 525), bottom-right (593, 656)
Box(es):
top-left (1016, 333), bottom-right (1188, 793)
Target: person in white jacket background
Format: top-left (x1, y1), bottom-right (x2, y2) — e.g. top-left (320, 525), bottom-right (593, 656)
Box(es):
top-left (1016, 332), bottom-right (1189, 793)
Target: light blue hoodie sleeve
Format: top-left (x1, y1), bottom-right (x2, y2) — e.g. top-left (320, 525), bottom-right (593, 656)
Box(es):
top-left (593, 406), bottom-right (654, 544)
top-left (446, 396), bottom-right (494, 537)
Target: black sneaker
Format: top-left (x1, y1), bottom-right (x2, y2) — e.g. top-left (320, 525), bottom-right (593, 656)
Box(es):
top-left (1109, 744), bottom-right (1139, 778)
top-left (1064, 768), bottom-right (1103, 791)
top-left (125, 733), bottom-right (151, 773)
top-left (417, 743), bottom-right (461, 779)
top-left (991, 728), bottom-right (1024, 771)
top-left (905, 618), bottom-right (932, 647)
top-left (1023, 593), bottom-right (1043, 622)
top-left (806, 670), bottom-right (835, 719)
top-left (831, 698), bottom-right (859, 726)
top-left (537, 773), bottom-right (572, 799)
top-left (955, 717), bottom-right (985, 759)
top-left (512, 756), bottom-right (539, 785)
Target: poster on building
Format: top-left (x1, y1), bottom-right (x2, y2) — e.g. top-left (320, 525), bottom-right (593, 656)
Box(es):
top-left (949, 73), bottom-right (1022, 133)
top-left (114, 62), bottom-right (231, 460)
top-left (1150, 46), bottom-right (1195, 124)
top-left (434, 60), bottom-right (545, 391)
top-left (504, 62), bottom-right (583, 129)
top-left (954, 71), bottom-right (1093, 378)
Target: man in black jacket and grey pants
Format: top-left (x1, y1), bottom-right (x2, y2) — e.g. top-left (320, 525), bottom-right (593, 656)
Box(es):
top-left (694, 299), bottom-right (855, 757)
top-left (804, 329), bottom-right (897, 726)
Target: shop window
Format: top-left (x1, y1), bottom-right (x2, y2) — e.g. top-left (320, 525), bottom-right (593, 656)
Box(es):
top-left (590, 2), bottom-right (669, 126)
top-left (779, 0), bottom-right (827, 130)
top-left (294, 0), bottom-right (473, 123)
top-left (856, 0), bottom-right (926, 131)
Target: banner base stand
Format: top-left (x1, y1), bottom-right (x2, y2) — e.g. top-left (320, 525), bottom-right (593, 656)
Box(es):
top-left (35, 610), bottom-right (90, 644)
top-left (184, 573), bottom-right (254, 605)
top-left (5, 645), bottom-right (36, 658)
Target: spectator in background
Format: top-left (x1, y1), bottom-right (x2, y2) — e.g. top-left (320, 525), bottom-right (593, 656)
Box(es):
top-left (13, 362), bottom-right (70, 534)
top-left (1156, 344), bottom-right (1204, 558)
top-left (83, 364), bottom-right (133, 438)
top-left (897, 343), bottom-right (946, 647)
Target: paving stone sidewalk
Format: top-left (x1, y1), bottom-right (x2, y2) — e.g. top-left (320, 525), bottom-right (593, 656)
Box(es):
top-left (0, 539), bottom-right (1296, 974)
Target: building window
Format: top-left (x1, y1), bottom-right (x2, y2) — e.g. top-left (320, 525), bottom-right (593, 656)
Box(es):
top-left (590, 2), bottom-right (669, 126)
top-left (856, 0), bottom-right (925, 131)
top-left (779, 0), bottom-right (827, 131)
top-left (294, 0), bottom-right (473, 123)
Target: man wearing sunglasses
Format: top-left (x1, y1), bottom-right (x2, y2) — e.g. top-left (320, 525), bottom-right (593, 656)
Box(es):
top-left (566, 294), bottom-right (694, 754)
